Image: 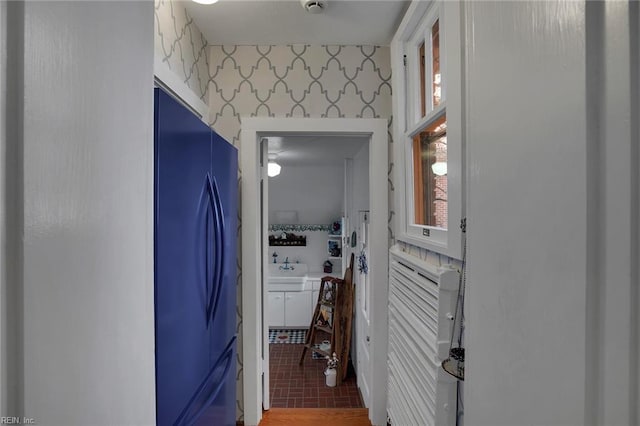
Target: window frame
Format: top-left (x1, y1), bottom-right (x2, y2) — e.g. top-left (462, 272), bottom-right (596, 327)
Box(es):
top-left (391, 0), bottom-right (464, 259)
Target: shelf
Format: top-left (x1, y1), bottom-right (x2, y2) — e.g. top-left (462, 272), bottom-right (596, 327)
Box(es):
top-left (307, 345), bottom-right (332, 357)
top-left (269, 240), bottom-right (306, 246)
top-left (328, 256), bottom-right (342, 260)
top-left (269, 232), bottom-right (306, 246)
top-left (327, 235), bottom-right (342, 239)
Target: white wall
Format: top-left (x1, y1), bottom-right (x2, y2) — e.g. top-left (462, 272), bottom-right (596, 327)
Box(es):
top-left (0, 0), bottom-right (7, 415)
top-left (12, 2), bottom-right (156, 424)
top-left (2, 1), bottom-right (23, 418)
top-left (465, 2), bottom-right (638, 425)
top-left (268, 164), bottom-right (344, 273)
top-left (269, 164), bottom-right (344, 225)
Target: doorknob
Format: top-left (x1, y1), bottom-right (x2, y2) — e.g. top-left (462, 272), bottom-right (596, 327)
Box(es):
top-left (366, 336), bottom-right (370, 342)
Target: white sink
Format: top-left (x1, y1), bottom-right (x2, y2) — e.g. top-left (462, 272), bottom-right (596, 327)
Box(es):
top-left (268, 263), bottom-right (308, 291)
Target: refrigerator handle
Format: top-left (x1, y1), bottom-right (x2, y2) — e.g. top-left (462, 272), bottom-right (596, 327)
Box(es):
top-left (173, 337), bottom-right (236, 425)
top-left (206, 174), bottom-right (225, 327)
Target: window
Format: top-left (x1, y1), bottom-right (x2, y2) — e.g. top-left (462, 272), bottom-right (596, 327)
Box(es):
top-left (413, 113), bottom-right (447, 228)
top-left (392, 1), bottom-right (463, 258)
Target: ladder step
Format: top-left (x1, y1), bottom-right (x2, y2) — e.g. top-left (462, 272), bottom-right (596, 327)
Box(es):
top-left (313, 325), bottom-right (332, 334)
top-left (305, 345), bottom-right (332, 357)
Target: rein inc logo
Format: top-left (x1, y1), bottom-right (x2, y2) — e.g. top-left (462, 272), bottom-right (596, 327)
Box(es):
top-left (0, 418), bottom-right (35, 425)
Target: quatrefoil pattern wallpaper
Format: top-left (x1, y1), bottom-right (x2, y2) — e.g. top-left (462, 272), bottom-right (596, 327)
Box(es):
top-left (154, 0), bottom-right (210, 105)
top-left (206, 44), bottom-right (392, 137)
top-left (155, 0), bottom-right (457, 421)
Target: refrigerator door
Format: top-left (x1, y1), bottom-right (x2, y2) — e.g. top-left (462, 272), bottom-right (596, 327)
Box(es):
top-left (155, 88), bottom-right (215, 425)
top-left (210, 132), bottom-right (238, 346)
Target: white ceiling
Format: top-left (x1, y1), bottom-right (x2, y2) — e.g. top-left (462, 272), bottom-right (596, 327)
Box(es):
top-left (184, 0), bottom-right (409, 46)
top-left (266, 135), bottom-right (368, 166)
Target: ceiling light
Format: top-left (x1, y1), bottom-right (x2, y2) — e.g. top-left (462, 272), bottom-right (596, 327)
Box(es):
top-left (268, 154), bottom-right (281, 177)
top-left (192, 0), bottom-right (219, 4)
top-left (431, 162), bottom-right (447, 176)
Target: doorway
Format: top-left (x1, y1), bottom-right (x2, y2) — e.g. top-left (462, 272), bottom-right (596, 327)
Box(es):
top-left (263, 134), bottom-right (369, 410)
top-left (241, 118), bottom-right (389, 426)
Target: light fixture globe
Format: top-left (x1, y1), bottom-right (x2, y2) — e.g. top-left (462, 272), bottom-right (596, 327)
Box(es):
top-left (431, 161), bottom-right (447, 176)
top-left (267, 153), bottom-right (281, 177)
top-left (192, 0), bottom-right (219, 4)
top-left (267, 162), bottom-right (281, 177)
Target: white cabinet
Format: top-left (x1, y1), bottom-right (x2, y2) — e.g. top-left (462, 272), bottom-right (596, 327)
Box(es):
top-left (284, 291), bottom-right (312, 327)
top-left (268, 292), bottom-right (285, 327)
top-left (268, 290), bottom-right (312, 328)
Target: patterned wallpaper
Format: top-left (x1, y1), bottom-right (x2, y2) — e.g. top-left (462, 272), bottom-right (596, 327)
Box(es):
top-left (206, 44), bottom-right (394, 421)
top-left (154, 0), bottom-right (210, 105)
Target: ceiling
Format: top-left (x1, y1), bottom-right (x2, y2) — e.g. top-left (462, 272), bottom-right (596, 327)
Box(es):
top-left (266, 135), bottom-right (368, 166)
top-left (184, 0), bottom-right (410, 45)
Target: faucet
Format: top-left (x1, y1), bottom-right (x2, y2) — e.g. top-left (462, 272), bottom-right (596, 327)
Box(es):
top-left (279, 257), bottom-right (293, 271)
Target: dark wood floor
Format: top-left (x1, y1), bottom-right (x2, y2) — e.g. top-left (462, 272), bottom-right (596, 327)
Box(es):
top-left (269, 340), bottom-right (363, 408)
top-left (260, 408), bottom-right (371, 426)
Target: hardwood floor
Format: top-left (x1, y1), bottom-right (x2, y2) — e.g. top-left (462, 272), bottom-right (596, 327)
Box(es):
top-left (259, 408), bottom-right (371, 426)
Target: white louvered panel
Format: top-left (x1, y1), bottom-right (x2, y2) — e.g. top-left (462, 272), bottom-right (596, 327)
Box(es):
top-left (389, 277), bottom-right (439, 357)
top-left (389, 354), bottom-right (433, 425)
top-left (390, 269), bottom-right (440, 332)
top-left (388, 328), bottom-right (437, 421)
top-left (388, 324), bottom-right (438, 404)
top-left (388, 306), bottom-right (439, 395)
top-left (387, 247), bottom-right (459, 426)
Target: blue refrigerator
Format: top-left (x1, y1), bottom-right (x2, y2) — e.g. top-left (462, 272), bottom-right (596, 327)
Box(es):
top-left (154, 88), bottom-right (237, 426)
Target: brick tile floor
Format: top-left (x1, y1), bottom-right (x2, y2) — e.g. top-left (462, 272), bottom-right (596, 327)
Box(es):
top-left (269, 338), bottom-right (363, 409)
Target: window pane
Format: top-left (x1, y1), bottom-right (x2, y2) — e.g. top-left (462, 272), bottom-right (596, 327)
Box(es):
top-left (419, 42), bottom-right (426, 118)
top-left (432, 19), bottom-right (441, 107)
top-left (413, 114), bottom-right (447, 228)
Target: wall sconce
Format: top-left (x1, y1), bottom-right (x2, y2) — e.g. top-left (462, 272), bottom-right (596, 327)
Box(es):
top-left (268, 154), bottom-right (281, 177)
top-left (431, 161), bottom-right (447, 176)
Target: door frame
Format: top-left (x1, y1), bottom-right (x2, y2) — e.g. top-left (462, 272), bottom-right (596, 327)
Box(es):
top-left (241, 117), bottom-right (388, 426)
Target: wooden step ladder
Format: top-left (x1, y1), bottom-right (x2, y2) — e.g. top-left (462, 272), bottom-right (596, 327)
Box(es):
top-left (299, 254), bottom-right (355, 384)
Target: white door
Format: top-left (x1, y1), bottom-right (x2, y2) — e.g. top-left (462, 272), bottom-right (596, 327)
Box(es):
top-left (260, 139), bottom-right (271, 410)
top-left (355, 211), bottom-right (371, 406)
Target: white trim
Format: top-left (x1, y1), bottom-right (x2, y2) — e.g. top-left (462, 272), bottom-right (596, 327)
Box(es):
top-left (154, 54), bottom-right (209, 120)
top-left (392, 0), bottom-right (464, 259)
top-left (241, 117), bottom-right (388, 426)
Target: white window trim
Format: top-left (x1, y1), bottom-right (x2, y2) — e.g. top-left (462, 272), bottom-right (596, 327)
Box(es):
top-left (391, 0), bottom-right (464, 259)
